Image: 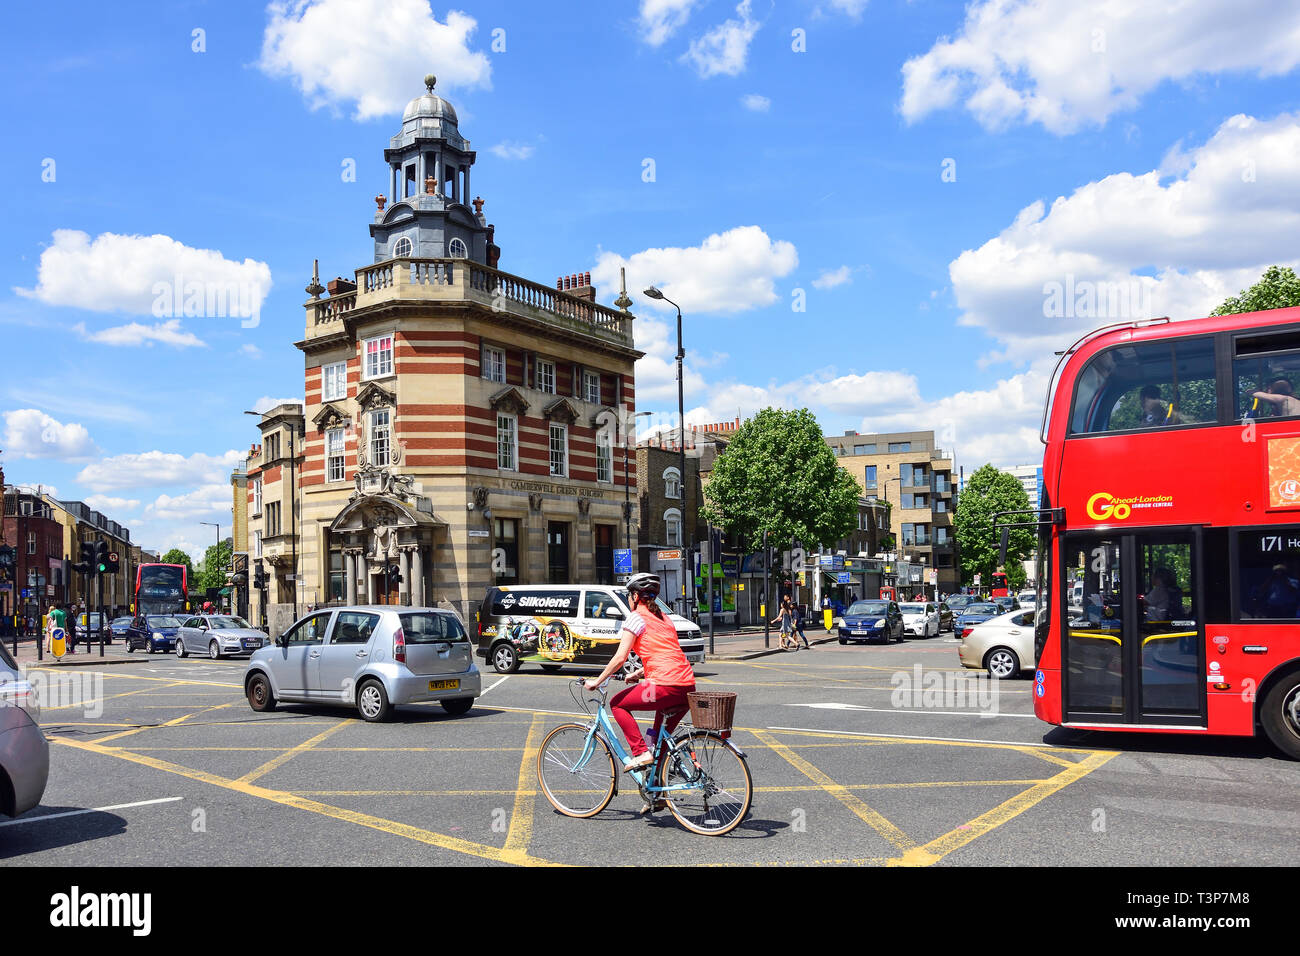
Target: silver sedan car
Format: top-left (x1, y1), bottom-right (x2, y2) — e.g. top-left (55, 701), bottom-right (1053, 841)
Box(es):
top-left (176, 614), bottom-right (269, 659)
top-left (0, 642), bottom-right (48, 817)
top-left (244, 606), bottom-right (481, 722)
top-left (957, 608), bottom-right (1037, 679)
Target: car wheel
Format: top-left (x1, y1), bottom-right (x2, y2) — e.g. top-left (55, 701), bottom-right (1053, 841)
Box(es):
top-left (984, 646), bottom-right (1020, 680)
top-left (246, 672), bottom-right (277, 712)
top-left (491, 643), bottom-right (520, 674)
top-left (148, 642), bottom-right (155, 654)
top-left (127, 642), bottom-right (135, 653)
top-left (356, 679), bottom-right (392, 722)
top-left (441, 697), bottom-right (474, 716)
top-left (176, 639), bottom-right (187, 658)
top-left (209, 641), bottom-right (220, 660)
top-left (620, 653), bottom-right (643, 681)
top-left (838, 638), bottom-right (847, 645)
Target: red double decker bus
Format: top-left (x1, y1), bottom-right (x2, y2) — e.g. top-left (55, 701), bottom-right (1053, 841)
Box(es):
top-left (1028, 305), bottom-right (1300, 759)
top-left (133, 563), bottom-right (189, 617)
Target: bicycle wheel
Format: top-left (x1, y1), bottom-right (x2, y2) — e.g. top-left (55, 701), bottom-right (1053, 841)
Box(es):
top-left (658, 731), bottom-right (752, 835)
top-left (536, 723), bottom-right (617, 818)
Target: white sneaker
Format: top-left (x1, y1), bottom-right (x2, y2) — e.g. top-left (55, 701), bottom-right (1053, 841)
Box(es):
top-left (622, 752), bottom-right (654, 772)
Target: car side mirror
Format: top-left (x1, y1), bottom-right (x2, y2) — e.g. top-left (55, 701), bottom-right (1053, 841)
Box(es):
top-left (604, 607), bottom-right (623, 619)
top-left (276, 633), bottom-right (289, 648)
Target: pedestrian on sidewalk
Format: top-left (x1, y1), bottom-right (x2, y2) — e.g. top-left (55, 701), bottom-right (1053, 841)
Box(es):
top-left (771, 598), bottom-right (794, 648)
top-left (791, 599), bottom-right (811, 649)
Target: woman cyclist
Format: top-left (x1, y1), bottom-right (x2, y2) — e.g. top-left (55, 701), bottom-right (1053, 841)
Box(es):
top-left (584, 572), bottom-right (697, 773)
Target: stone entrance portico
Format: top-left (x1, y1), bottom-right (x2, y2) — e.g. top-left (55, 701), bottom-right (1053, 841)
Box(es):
top-left (329, 493), bottom-right (443, 606)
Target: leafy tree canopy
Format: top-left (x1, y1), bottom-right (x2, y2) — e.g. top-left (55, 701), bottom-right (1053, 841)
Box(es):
top-left (701, 407), bottom-right (860, 550)
top-left (160, 548), bottom-right (194, 579)
top-left (196, 541), bottom-right (233, 592)
top-left (1211, 265), bottom-right (1300, 316)
top-left (953, 465), bottom-right (1035, 588)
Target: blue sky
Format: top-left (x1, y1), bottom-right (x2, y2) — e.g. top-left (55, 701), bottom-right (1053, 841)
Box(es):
top-left (3, 0), bottom-right (1299, 556)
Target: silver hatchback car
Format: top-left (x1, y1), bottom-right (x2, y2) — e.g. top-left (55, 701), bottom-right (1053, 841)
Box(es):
top-left (244, 606), bottom-right (481, 722)
top-left (0, 641), bottom-right (49, 817)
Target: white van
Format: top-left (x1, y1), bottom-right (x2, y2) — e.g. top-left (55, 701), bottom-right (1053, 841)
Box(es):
top-left (476, 583), bottom-right (706, 674)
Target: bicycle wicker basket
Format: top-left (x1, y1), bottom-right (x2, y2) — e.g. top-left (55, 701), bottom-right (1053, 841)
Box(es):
top-left (687, 692), bottom-right (737, 732)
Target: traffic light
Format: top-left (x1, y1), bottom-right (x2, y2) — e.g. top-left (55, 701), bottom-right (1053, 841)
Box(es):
top-left (74, 541), bottom-right (94, 573)
top-left (253, 564), bottom-right (267, 590)
top-left (94, 540), bottom-right (109, 574)
top-left (387, 564), bottom-right (403, 589)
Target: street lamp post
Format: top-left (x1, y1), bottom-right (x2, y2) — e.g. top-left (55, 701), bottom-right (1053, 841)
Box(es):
top-left (643, 286), bottom-right (689, 617)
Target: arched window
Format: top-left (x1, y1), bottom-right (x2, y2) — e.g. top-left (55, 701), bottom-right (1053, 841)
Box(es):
top-left (448, 237), bottom-right (468, 258)
top-left (664, 508), bottom-right (682, 547)
top-left (663, 466), bottom-right (681, 500)
top-left (392, 236), bottom-right (412, 258)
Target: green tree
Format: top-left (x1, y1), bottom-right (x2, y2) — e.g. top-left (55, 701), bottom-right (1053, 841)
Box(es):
top-left (1211, 265), bottom-right (1300, 316)
top-left (953, 465), bottom-right (1035, 589)
top-left (161, 548), bottom-right (194, 581)
top-left (701, 408), bottom-right (860, 553)
top-left (196, 540), bottom-right (233, 592)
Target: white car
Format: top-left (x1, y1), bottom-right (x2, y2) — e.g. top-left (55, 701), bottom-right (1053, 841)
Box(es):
top-left (957, 608), bottom-right (1036, 679)
top-left (898, 602), bottom-right (940, 638)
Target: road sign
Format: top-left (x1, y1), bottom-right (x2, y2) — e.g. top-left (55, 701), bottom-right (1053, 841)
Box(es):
top-left (613, 549), bottom-right (633, 574)
top-left (467, 530), bottom-right (490, 537)
top-left (836, 572), bottom-right (851, 584)
top-left (736, 582), bottom-right (745, 591)
top-left (974, 573), bottom-right (982, 586)
top-left (656, 550), bottom-right (682, 561)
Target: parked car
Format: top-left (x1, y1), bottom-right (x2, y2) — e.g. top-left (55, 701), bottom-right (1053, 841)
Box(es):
top-left (0, 640), bottom-right (48, 817)
top-left (992, 595), bottom-right (1022, 613)
top-left (110, 616), bottom-right (133, 639)
top-left (245, 606), bottom-right (481, 722)
top-left (936, 602), bottom-right (955, 633)
top-left (837, 599), bottom-right (904, 644)
top-left (476, 584), bottom-right (705, 675)
top-left (954, 602), bottom-right (1004, 638)
top-left (943, 594), bottom-right (978, 612)
top-left (958, 608), bottom-right (1036, 679)
top-left (126, 614), bottom-right (183, 654)
top-left (898, 602), bottom-right (941, 638)
top-left (176, 614), bottom-right (268, 659)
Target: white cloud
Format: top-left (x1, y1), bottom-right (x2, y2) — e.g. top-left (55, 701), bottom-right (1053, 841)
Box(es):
top-left (683, 0), bottom-right (760, 78)
top-left (3, 409), bottom-right (97, 460)
top-left (812, 266), bottom-right (853, 289)
top-left (83, 495), bottom-right (142, 513)
top-left (640, 0), bottom-right (697, 46)
top-left (740, 93), bottom-right (770, 112)
top-left (948, 112), bottom-right (1300, 361)
top-left (901, 0), bottom-right (1300, 133)
top-left (489, 142), bottom-right (535, 160)
top-left (593, 225), bottom-right (798, 317)
top-left (76, 450), bottom-right (243, 493)
top-left (825, 0), bottom-right (869, 18)
top-left (240, 344), bottom-right (263, 358)
top-left (251, 396), bottom-right (305, 414)
top-left (144, 483), bottom-right (235, 523)
top-left (73, 319), bottom-right (207, 348)
top-left (259, 0), bottom-right (491, 120)
top-left (16, 230), bottom-right (272, 321)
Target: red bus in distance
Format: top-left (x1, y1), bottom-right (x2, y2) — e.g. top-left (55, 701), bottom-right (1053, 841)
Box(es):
top-left (133, 563), bottom-right (189, 617)
top-left (1031, 306), bottom-right (1300, 759)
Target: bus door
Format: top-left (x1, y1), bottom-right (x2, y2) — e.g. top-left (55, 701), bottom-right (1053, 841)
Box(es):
top-left (1061, 529), bottom-right (1205, 726)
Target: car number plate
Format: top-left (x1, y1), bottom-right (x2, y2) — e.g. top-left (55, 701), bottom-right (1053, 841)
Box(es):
top-left (853, 629), bottom-right (870, 635)
top-left (428, 679), bottom-right (459, 691)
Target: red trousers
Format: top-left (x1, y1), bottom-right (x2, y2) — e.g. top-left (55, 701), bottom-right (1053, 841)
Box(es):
top-left (610, 681), bottom-right (694, 757)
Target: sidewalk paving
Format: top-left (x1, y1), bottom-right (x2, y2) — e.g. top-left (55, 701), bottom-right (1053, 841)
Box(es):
top-left (5, 636), bottom-right (146, 667)
top-left (698, 625), bottom-right (839, 660)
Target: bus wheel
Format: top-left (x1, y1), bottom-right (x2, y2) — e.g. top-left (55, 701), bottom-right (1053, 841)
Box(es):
top-left (1261, 672), bottom-right (1300, 760)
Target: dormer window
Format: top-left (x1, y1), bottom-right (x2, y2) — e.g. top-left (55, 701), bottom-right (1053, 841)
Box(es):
top-left (393, 237), bottom-right (412, 258)
top-left (449, 237), bottom-right (468, 259)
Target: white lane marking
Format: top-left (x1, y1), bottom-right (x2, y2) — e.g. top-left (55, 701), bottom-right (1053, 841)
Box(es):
top-left (791, 702), bottom-right (1038, 718)
top-left (0, 796), bottom-right (184, 828)
top-left (767, 725), bottom-right (1057, 748)
top-left (479, 675), bottom-right (510, 696)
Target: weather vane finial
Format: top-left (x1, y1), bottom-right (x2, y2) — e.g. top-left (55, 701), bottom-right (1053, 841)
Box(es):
top-left (424, 74), bottom-right (436, 94)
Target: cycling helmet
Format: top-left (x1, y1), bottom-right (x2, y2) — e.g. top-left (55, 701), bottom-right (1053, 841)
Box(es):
top-left (626, 572), bottom-right (660, 596)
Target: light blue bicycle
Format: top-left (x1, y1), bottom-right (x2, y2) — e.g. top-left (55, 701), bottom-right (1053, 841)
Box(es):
top-left (536, 678), bottom-right (752, 835)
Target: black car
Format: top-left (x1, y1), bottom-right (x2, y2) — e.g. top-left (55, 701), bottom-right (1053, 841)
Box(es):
top-left (955, 602), bottom-right (1004, 637)
top-left (837, 600), bottom-right (904, 644)
top-left (125, 614), bottom-right (183, 654)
